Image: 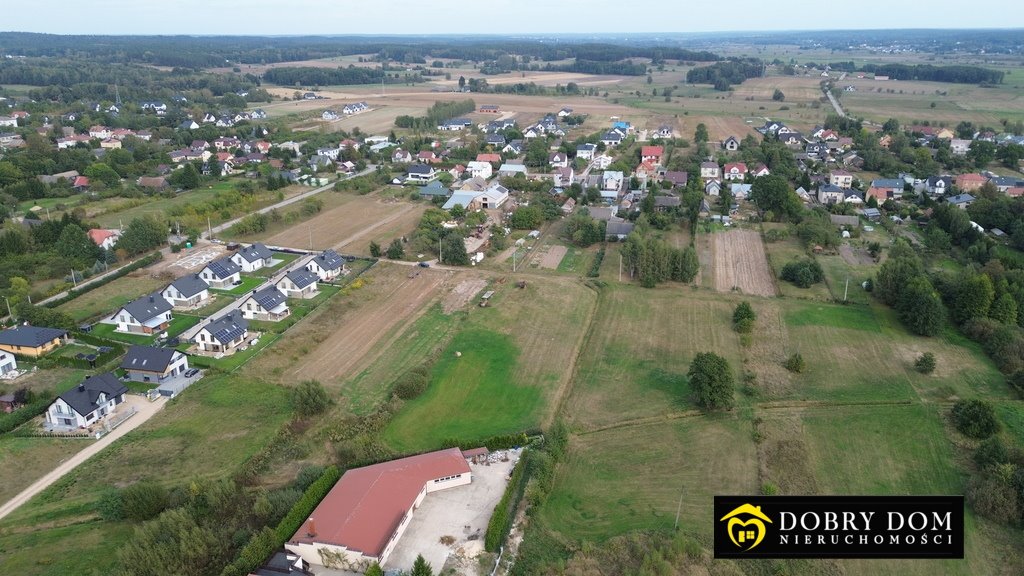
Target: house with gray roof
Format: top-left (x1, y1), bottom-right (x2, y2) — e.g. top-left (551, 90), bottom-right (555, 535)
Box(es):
top-left (231, 243), bottom-right (274, 272)
top-left (200, 257), bottom-right (242, 288)
top-left (606, 217), bottom-right (635, 240)
top-left (121, 345), bottom-right (189, 384)
top-left (239, 287), bottom-right (290, 322)
top-left (0, 325), bottom-right (68, 358)
top-left (871, 178), bottom-right (905, 198)
top-left (948, 193), bottom-right (976, 209)
top-left (306, 250), bottom-right (346, 281)
top-left (277, 269), bottom-right (320, 299)
top-left (44, 373), bottom-right (128, 429)
top-left (417, 180), bottom-right (451, 199)
top-left (161, 274), bottom-right (210, 308)
top-left (115, 293), bottom-right (173, 334)
top-left (194, 313), bottom-right (249, 354)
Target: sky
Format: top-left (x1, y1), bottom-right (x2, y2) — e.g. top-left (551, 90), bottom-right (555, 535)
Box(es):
top-left (6, 0), bottom-right (1024, 35)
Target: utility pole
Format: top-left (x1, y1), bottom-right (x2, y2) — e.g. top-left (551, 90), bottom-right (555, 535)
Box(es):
top-left (70, 269), bottom-right (78, 289)
top-left (674, 488), bottom-right (684, 531)
top-left (3, 296), bottom-right (12, 319)
top-left (438, 237), bottom-right (442, 265)
top-left (619, 253), bottom-right (623, 282)
top-left (844, 277), bottom-right (849, 302)
top-left (308, 226), bottom-right (313, 251)
top-left (512, 250), bottom-right (516, 272)
top-left (207, 216), bottom-right (213, 241)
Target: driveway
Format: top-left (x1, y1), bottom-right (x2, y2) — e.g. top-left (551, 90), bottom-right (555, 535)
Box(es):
top-left (0, 394), bottom-right (168, 522)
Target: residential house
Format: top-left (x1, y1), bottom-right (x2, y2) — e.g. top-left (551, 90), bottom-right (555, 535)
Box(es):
top-left (406, 164), bottom-right (436, 183)
top-left (194, 313), bottom-right (249, 354)
top-left (722, 136), bottom-right (740, 151)
top-left (700, 161), bottom-right (721, 180)
top-left (600, 131), bottom-right (623, 147)
top-left (277, 269), bottom-right (320, 299)
top-left (641, 146), bottom-right (664, 164)
top-left (476, 153), bottom-right (502, 164)
top-left (479, 105), bottom-right (500, 114)
top-left (87, 229), bottom-right (120, 250)
top-left (0, 116), bottom-right (17, 128)
top-left (655, 125), bottom-right (674, 139)
top-left (417, 150), bottom-right (440, 164)
top-left (830, 170), bottom-right (854, 189)
top-left (442, 183), bottom-right (509, 211)
top-left (843, 190), bottom-right (865, 205)
top-left (926, 176), bottom-right (953, 195)
top-left (549, 152), bottom-right (568, 168)
top-left (231, 243), bottom-right (274, 272)
top-left (178, 120), bottom-right (199, 130)
top-left (502, 140), bottom-right (524, 156)
top-left (558, 107), bottom-right (574, 117)
top-left (161, 275), bottom-right (210, 309)
top-left (723, 162), bottom-right (748, 181)
top-left (866, 187), bottom-right (890, 204)
top-left (115, 293), bottom-right (173, 334)
top-left (606, 218), bottom-right (635, 240)
top-left (465, 161), bottom-right (493, 180)
top-left (44, 373), bottom-right (127, 429)
top-left (663, 171), bottom-right (688, 188)
top-left (321, 110), bottom-right (339, 121)
top-left (498, 164), bottom-right (528, 177)
top-left (316, 147), bottom-right (341, 161)
top-left (576, 143), bottom-right (598, 161)
top-left (818, 184), bottom-right (846, 205)
top-left (936, 128), bottom-right (955, 140)
top-left (438, 118), bottom-right (471, 131)
top-left (554, 166), bottom-right (575, 187)
top-left (0, 325), bottom-right (68, 358)
top-left (948, 193), bottom-right (976, 209)
top-left (561, 197), bottom-right (576, 214)
top-left (0, 351), bottom-right (15, 377)
top-left (239, 286), bottom-right (291, 322)
top-left (121, 345), bottom-right (189, 384)
top-left (603, 171), bottom-right (624, 191)
top-left (137, 176), bottom-right (168, 190)
top-left (654, 196), bottom-right (681, 211)
top-left (705, 179), bottom-right (722, 196)
top-left (391, 149), bottom-right (413, 163)
top-left (199, 257), bottom-right (242, 289)
top-left (950, 139), bottom-right (972, 156)
top-left (306, 250), bottom-right (346, 281)
top-left (592, 154), bottom-right (613, 170)
top-left (752, 164), bottom-right (770, 178)
top-left (778, 132), bottom-right (806, 147)
top-left (806, 142), bottom-right (830, 159)
top-left (955, 173), bottom-right (987, 193)
top-left (484, 133), bottom-right (505, 147)
top-left (730, 183), bottom-right (753, 200)
top-left (214, 136), bottom-right (240, 150)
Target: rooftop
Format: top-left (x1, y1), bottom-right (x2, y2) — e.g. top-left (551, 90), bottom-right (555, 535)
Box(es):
top-left (58, 373), bottom-right (128, 417)
top-left (121, 345), bottom-right (179, 373)
top-left (0, 325), bottom-right (67, 348)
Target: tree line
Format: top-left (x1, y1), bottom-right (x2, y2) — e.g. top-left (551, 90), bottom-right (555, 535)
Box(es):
top-left (262, 66), bottom-right (421, 87)
top-left (861, 63), bottom-right (1003, 85)
top-left (394, 99), bottom-right (475, 130)
top-left (685, 58), bottom-right (763, 91)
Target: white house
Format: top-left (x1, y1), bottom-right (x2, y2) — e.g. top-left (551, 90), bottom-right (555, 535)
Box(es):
top-left (830, 170), bottom-right (854, 189)
top-left (950, 139), bottom-right (971, 156)
top-left (602, 171), bottom-right (624, 192)
top-left (818, 184), bottom-right (846, 205)
top-left (276, 269), bottom-right (320, 299)
top-left (115, 294), bottom-right (173, 334)
top-left (722, 136), bottom-right (740, 151)
top-left (576, 143), bottom-right (597, 161)
top-left (231, 243), bottom-right (274, 273)
top-left (700, 162), bottom-right (721, 180)
top-left (723, 162), bottom-right (748, 181)
top-left (465, 161), bottom-right (493, 180)
top-left (406, 164), bottom-right (436, 183)
top-left (45, 373), bottom-right (128, 429)
top-left (87, 229), bottom-right (120, 250)
top-left (194, 313), bottom-right (249, 354)
top-left (121, 345), bottom-right (189, 384)
top-left (161, 275), bottom-right (210, 309)
top-left (239, 286), bottom-right (290, 321)
top-left (549, 152), bottom-right (568, 168)
top-left (498, 164), bottom-right (528, 178)
top-left (306, 250), bottom-right (346, 282)
top-left (0, 350), bottom-right (16, 376)
top-left (200, 258), bottom-right (242, 289)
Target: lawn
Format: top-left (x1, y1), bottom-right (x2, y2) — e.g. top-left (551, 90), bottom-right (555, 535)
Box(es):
top-left (555, 246), bottom-right (588, 274)
top-left (761, 224), bottom-right (833, 301)
top-left (252, 252), bottom-right (300, 277)
top-left (209, 275), bottom-right (264, 296)
top-left (773, 299), bottom-right (1009, 404)
top-left (0, 436), bottom-right (89, 503)
top-left (383, 329), bottom-right (539, 451)
top-left (248, 285), bottom-right (340, 334)
top-left (541, 417), bottom-right (758, 542)
top-left (382, 277), bottom-right (597, 451)
top-left (165, 314), bottom-right (203, 338)
top-left (88, 322), bottom-right (158, 345)
top-left (56, 273), bottom-right (167, 323)
top-left (188, 333), bottom-right (279, 373)
top-left (563, 284), bottom-right (742, 431)
top-left (0, 521), bottom-right (134, 576)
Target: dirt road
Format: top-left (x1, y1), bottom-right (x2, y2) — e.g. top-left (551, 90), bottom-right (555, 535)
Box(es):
top-left (0, 395), bottom-right (168, 522)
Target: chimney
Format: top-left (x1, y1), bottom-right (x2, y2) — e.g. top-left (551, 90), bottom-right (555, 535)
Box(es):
top-left (306, 517), bottom-right (317, 538)
top-left (149, 295), bottom-right (155, 302)
top-left (78, 382), bottom-right (85, 392)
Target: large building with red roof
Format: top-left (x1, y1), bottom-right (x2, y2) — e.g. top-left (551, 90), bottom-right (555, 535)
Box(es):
top-left (286, 448), bottom-right (472, 570)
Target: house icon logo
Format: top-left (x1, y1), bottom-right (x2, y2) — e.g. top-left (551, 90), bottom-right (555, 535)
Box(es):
top-left (719, 503), bottom-right (773, 551)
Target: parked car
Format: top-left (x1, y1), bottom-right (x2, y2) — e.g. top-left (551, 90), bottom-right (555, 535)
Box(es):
top-left (184, 368), bottom-right (200, 378)
top-left (418, 261), bottom-right (430, 268)
top-left (226, 242), bottom-right (240, 251)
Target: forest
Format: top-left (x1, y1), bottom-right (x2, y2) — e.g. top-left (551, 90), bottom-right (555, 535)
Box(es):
top-left (261, 66), bottom-right (422, 87)
top-left (860, 63), bottom-right (1004, 85)
top-left (685, 58), bottom-right (764, 90)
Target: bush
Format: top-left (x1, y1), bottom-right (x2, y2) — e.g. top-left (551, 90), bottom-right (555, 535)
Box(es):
top-left (781, 258), bottom-right (824, 288)
top-left (967, 474), bottom-right (1020, 524)
top-left (784, 352), bottom-right (806, 373)
top-left (974, 437), bottom-right (1011, 470)
top-left (96, 488), bottom-right (125, 520)
top-left (733, 301), bottom-right (756, 333)
top-left (273, 466), bottom-right (341, 544)
top-left (915, 352), bottom-right (936, 374)
top-left (952, 399), bottom-right (1000, 439)
top-left (587, 248), bottom-right (605, 277)
top-left (292, 380), bottom-right (331, 417)
top-left (485, 452), bottom-right (529, 552)
top-left (121, 481), bottom-right (169, 521)
top-left (392, 365), bottom-right (431, 400)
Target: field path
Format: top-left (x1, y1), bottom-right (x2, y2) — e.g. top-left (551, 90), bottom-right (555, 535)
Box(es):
top-left (0, 395), bottom-right (167, 522)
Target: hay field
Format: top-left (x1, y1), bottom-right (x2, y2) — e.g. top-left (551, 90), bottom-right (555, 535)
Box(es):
top-left (711, 228), bottom-right (777, 297)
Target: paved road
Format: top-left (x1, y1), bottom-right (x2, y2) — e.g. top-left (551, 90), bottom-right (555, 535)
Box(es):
top-left (0, 395), bottom-right (168, 522)
top-left (203, 165), bottom-right (377, 240)
top-left (825, 87), bottom-right (846, 118)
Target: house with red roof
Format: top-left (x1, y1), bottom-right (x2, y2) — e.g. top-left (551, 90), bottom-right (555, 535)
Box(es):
top-left (286, 448), bottom-right (472, 569)
top-left (641, 146), bottom-right (663, 164)
top-left (476, 153), bottom-right (502, 164)
top-left (752, 164), bottom-right (770, 178)
top-left (955, 173), bottom-right (987, 193)
top-left (88, 228), bottom-right (120, 250)
top-left (73, 176), bottom-right (90, 192)
top-left (723, 162), bottom-right (748, 181)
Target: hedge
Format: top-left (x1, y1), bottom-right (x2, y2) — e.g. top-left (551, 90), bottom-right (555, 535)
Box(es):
top-left (43, 252), bottom-right (162, 309)
top-left (441, 431), bottom-right (535, 452)
top-left (220, 465), bottom-right (341, 576)
top-left (484, 451), bottom-right (529, 552)
top-left (0, 396), bottom-right (53, 435)
top-left (47, 337), bottom-right (125, 370)
top-left (587, 248), bottom-right (605, 278)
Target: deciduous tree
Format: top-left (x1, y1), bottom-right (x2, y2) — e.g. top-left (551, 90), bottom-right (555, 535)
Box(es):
top-left (688, 352), bottom-right (734, 410)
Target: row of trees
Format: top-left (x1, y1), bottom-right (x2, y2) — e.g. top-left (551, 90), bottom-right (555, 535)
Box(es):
top-left (619, 231), bottom-right (699, 288)
top-left (685, 58), bottom-right (763, 91)
top-left (875, 240), bottom-right (945, 336)
top-left (395, 99), bottom-right (476, 130)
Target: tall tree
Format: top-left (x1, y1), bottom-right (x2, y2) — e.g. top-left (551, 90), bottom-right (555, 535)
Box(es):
top-left (56, 223), bottom-right (101, 263)
top-left (688, 352), bottom-right (734, 410)
top-left (440, 232), bottom-right (469, 265)
top-left (694, 123), bottom-right (709, 143)
top-left (411, 554), bottom-right (434, 576)
top-left (115, 217), bottom-right (167, 255)
top-left (749, 175), bottom-right (801, 219)
top-left (953, 273), bottom-right (995, 324)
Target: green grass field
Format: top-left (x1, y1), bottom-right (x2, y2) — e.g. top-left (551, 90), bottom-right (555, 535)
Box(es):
top-left (761, 224), bottom-right (833, 301)
top-left (209, 275), bottom-right (264, 296)
top-left (57, 273), bottom-right (167, 323)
